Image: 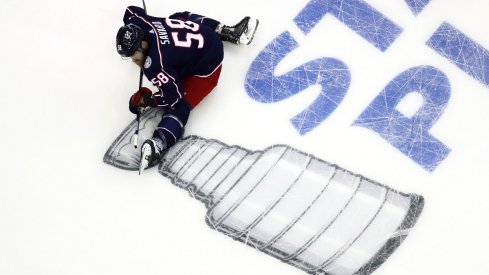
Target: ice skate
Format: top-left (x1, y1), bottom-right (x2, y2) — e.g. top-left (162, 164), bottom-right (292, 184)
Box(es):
top-left (139, 137), bottom-right (166, 174)
top-left (218, 17), bottom-right (259, 45)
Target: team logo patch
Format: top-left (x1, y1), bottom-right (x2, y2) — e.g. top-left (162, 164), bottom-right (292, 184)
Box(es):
top-left (144, 56), bottom-right (152, 69)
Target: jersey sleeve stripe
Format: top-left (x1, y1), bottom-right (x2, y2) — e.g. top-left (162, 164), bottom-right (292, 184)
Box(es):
top-left (193, 63), bottom-right (222, 78)
top-left (157, 127), bottom-right (178, 144)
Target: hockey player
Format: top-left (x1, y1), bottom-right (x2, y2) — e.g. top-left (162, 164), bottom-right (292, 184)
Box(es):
top-left (116, 6), bottom-right (259, 173)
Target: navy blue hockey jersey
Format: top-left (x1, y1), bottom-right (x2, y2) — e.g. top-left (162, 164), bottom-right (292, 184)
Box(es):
top-left (123, 6), bottom-right (224, 108)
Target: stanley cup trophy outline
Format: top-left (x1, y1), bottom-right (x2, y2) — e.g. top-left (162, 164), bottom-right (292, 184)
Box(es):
top-left (104, 108), bottom-right (424, 275)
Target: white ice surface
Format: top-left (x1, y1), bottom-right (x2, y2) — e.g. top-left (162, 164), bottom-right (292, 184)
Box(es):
top-left (1, 0), bottom-right (489, 274)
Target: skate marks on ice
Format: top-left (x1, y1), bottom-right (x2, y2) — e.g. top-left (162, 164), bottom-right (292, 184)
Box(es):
top-left (103, 112), bottom-right (424, 275)
top-left (245, 0), bottom-right (489, 172)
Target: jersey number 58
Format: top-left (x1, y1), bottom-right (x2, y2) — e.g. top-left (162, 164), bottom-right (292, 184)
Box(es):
top-left (151, 72), bottom-right (170, 86)
top-left (165, 18), bottom-right (204, 48)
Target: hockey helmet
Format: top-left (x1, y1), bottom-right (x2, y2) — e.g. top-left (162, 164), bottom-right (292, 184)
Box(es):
top-left (116, 24), bottom-right (145, 57)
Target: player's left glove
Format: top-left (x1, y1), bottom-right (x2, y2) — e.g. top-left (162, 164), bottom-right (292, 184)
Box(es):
top-left (129, 87), bottom-right (157, 114)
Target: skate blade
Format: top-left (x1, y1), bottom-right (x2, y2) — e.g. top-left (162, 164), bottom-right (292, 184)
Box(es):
top-left (138, 156), bottom-right (144, 175)
top-left (138, 144), bottom-right (152, 175)
top-left (240, 18), bottom-right (259, 45)
top-left (139, 158), bottom-right (150, 175)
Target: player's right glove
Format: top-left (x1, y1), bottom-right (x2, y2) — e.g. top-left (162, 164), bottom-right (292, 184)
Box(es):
top-left (129, 87), bottom-right (156, 114)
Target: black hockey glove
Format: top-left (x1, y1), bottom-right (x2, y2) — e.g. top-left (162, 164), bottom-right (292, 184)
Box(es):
top-left (129, 87), bottom-right (157, 114)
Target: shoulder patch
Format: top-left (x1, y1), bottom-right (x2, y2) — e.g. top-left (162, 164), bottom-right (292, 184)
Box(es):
top-left (144, 56), bottom-right (152, 69)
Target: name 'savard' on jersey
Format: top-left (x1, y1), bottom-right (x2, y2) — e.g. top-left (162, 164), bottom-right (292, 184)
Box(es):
top-left (115, 6), bottom-right (259, 173)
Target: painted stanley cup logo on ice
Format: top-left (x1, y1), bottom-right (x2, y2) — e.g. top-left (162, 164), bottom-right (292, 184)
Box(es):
top-left (104, 108), bottom-right (424, 275)
top-left (161, 137), bottom-right (424, 275)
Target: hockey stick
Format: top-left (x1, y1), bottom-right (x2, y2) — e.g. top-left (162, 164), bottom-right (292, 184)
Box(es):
top-left (131, 0), bottom-right (147, 149)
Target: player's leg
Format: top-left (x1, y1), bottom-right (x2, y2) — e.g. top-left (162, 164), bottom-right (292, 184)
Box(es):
top-left (215, 17), bottom-right (259, 45)
top-left (154, 102), bottom-right (190, 148)
top-left (170, 11), bottom-right (220, 30)
top-left (139, 101), bottom-right (191, 171)
top-left (140, 60), bottom-right (223, 172)
top-left (170, 11), bottom-right (259, 45)
top-left (182, 64), bottom-right (222, 108)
